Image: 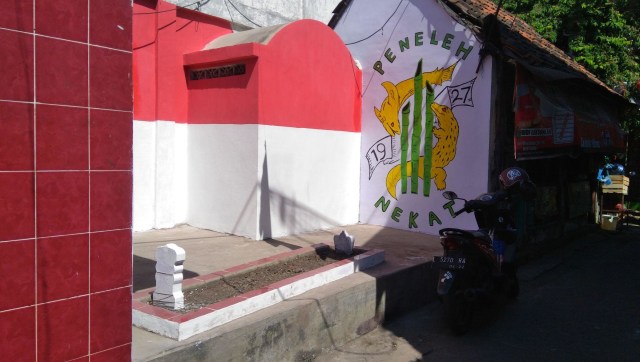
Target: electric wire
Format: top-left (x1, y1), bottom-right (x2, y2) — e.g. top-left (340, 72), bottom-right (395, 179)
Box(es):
top-left (344, 0), bottom-right (404, 45)
top-left (223, 0), bottom-right (236, 27)
top-left (132, 20), bottom-right (177, 50)
top-left (134, 0), bottom-right (203, 15)
top-left (360, 0), bottom-right (409, 97)
top-left (225, 0), bottom-right (263, 28)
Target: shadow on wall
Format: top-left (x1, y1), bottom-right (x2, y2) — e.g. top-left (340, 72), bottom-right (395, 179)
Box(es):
top-left (259, 143), bottom-right (272, 238)
top-left (230, 144), bottom-right (345, 240)
top-left (133, 255), bottom-right (199, 292)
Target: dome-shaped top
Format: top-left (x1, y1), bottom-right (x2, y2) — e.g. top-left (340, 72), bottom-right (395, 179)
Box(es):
top-left (204, 23), bottom-right (288, 50)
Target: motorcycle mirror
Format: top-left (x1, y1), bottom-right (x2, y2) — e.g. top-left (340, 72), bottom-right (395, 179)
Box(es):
top-left (442, 191), bottom-right (458, 200)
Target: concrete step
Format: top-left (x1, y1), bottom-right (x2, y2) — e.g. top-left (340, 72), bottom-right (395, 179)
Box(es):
top-left (133, 258), bottom-right (439, 361)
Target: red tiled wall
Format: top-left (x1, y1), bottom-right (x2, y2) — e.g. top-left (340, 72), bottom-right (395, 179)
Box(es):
top-left (0, 0), bottom-right (133, 360)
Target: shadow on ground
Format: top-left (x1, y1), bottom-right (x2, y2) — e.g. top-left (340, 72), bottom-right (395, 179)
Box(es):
top-left (133, 255), bottom-right (199, 292)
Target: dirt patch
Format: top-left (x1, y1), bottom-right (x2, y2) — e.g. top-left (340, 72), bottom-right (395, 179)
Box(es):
top-left (155, 248), bottom-right (362, 313)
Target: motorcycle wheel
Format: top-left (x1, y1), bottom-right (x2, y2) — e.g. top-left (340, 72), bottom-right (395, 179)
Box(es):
top-left (443, 292), bottom-right (473, 335)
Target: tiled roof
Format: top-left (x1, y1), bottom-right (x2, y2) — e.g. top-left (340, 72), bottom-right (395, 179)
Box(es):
top-left (438, 0), bottom-right (619, 96)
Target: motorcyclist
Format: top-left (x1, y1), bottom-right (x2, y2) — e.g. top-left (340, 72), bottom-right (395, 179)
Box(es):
top-left (496, 167), bottom-right (536, 280)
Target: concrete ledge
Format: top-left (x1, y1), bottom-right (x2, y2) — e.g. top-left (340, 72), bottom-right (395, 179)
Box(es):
top-left (135, 258), bottom-right (440, 361)
top-left (142, 272), bottom-right (382, 361)
top-left (133, 244), bottom-right (384, 341)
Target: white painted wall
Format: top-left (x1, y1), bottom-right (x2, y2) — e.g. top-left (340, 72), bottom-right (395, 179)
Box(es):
top-left (169, 0), bottom-right (341, 28)
top-left (258, 125), bottom-right (361, 239)
top-left (187, 124), bottom-right (260, 238)
top-left (187, 124), bottom-right (360, 239)
top-left (133, 120), bottom-right (188, 231)
top-left (133, 121), bottom-right (156, 231)
top-left (333, 0), bottom-right (493, 234)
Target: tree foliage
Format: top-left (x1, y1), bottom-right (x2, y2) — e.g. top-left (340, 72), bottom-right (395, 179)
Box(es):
top-left (496, 0), bottom-right (640, 140)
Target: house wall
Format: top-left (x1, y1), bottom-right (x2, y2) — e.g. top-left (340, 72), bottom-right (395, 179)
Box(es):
top-left (132, 0), bottom-right (233, 230)
top-left (332, 0), bottom-right (494, 234)
top-left (183, 19), bottom-right (362, 239)
top-left (186, 124), bottom-right (361, 240)
top-left (0, 0), bottom-right (133, 360)
top-left (133, 2), bottom-right (362, 238)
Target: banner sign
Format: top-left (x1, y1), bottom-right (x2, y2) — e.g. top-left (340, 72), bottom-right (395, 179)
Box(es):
top-left (514, 66), bottom-right (625, 159)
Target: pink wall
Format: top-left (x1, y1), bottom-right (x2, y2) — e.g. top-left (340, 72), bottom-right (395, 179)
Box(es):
top-left (133, 0), bottom-right (233, 122)
top-left (0, 0), bottom-right (133, 360)
top-left (259, 20), bottom-right (362, 132)
top-left (185, 19), bottom-right (362, 132)
top-left (185, 43), bottom-right (261, 124)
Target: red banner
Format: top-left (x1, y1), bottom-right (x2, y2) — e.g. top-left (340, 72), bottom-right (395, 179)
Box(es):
top-left (514, 67), bottom-right (625, 160)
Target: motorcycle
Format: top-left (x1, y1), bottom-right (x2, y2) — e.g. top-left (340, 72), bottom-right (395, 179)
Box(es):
top-left (432, 189), bottom-right (520, 335)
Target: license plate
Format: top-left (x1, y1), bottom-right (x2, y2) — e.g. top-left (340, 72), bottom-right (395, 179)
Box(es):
top-left (432, 256), bottom-right (466, 269)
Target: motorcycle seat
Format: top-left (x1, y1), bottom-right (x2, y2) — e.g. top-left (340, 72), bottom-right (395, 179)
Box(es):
top-left (469, 230), bottom-right (492, 243)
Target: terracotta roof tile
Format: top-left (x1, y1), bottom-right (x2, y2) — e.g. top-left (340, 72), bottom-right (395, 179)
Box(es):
top-left (439, 0), bottom-right (617, 95)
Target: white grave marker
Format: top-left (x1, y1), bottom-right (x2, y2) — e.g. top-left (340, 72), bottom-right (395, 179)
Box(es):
top-left (334, 230), bottom-right (355, 256)
top-left (153, 243), bottom-right (186, 310)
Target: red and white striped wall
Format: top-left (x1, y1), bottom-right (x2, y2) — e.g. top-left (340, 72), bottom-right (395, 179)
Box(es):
top-left (133, 1), bottom-right (362, 239)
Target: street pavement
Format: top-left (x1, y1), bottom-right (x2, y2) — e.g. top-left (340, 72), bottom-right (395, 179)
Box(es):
top-left (315, 225), bottom-right (640, 361)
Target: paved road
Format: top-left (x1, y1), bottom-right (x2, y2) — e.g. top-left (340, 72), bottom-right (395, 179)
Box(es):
top-left (315, 226), bottom-right (640, 361)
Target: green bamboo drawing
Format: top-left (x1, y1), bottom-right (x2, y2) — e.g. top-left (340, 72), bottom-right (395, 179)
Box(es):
top-left (411, 60), bottom-right (423, 194)
top-left (401, 103), bottom-right (410, 194)
top-left (423, 81), bottom-right (434, 196)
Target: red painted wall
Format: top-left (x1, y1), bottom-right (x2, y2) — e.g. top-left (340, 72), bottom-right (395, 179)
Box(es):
top-left (0, 0), bottom-right (133, 360)
top-left (185, 43), bottom-right (262, 125)
top-left (133, 3), bottom-right (361, 131)
top-left (185, 19), bottom-right (362, 132)
top-left (133, 0), bottom-right (233, 122)
top-left (260, 20), bottom-right (362, 132)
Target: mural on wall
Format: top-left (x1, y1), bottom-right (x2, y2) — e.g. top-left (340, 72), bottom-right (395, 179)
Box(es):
top-left (335, 0), bottom-right (494, 233)
top-left (372, 60), bottom-right (464, 198)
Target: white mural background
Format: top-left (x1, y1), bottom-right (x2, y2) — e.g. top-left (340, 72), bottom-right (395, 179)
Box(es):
top-left (334, 0), bottom-right (493, 233)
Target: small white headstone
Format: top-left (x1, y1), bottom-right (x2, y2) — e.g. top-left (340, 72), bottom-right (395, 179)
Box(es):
top-left (153, 243), bottom-right (186, 310)
top-left (334, 230), bottom-right (355, 256)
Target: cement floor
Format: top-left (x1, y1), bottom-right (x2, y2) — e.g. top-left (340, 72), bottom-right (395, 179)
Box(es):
top-left (132, 223), bottom-right (442, 361)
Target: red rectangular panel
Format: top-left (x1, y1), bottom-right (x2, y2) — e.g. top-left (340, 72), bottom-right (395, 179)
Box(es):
top-left (37, 297), bottom-right (89, 361)
top-left (0, 307), bottom-right (36, 361)
top-left (36, 37), bottom-right (88, 107)
top-left (35, 0), bottom-right (88, 42)
top-left (0, 172), bottom-right (35, 241)
top-left (0, 30), bottom-right (34, 101)
top-left (89, 0), bottom-right (132, 51)
top-left (90, 230), bottom-right (132, 292)
top-left (0, 240), bottom-right (35, 310)
top-left (90, 287), bottom-right (132, 353)
top-left (0, 102), bottom-right (34, 171)
top-left (37, 234), bottom-right (89, 303)
top-left (90, 46), bottom-right (133, 111)
top-left (90, 171), bottom-right (132, 231)
top-left (90, 109), bottom-right (133, 170)
top-left (36, 104), bottom-right (88, 170)
top-left (36, 171), bottom-right (89, 237)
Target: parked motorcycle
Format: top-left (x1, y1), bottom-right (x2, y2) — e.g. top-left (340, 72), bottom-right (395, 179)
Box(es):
top-left (432, 168), bottom-right (535, 334)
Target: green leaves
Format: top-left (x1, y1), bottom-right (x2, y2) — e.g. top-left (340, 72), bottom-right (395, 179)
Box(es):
top-left (500, 0), bottom-right (639, 86)
top-left (498, 0), bottom-right (640, 139)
